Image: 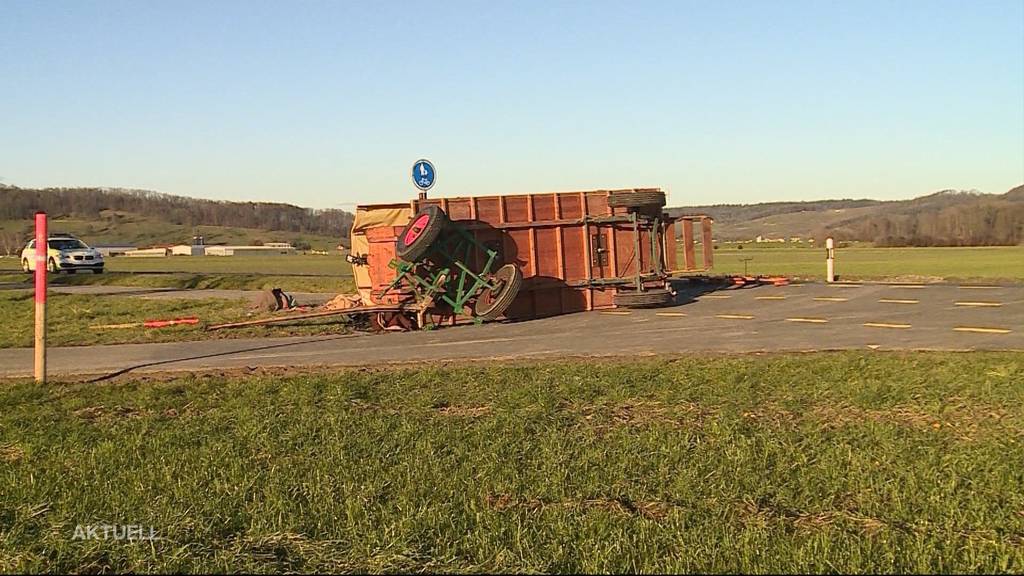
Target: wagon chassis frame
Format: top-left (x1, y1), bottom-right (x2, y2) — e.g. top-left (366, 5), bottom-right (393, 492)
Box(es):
top-left (376, 219), bottom-right (504, 326)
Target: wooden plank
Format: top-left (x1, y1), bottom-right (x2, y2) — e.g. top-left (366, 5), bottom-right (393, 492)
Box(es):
top-left (208, 305), bottom-right (403, 330)
top-left (701, 217), bottom-right (714, 269)
top-left (555, 194), bottom-right (565, 280)
top-left (682, 219), bottom-right (695, 270)
top-left (527, 194), bottom-right (538, 276)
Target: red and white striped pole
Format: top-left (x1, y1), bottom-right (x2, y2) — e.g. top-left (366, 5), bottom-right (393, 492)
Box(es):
top-left (34, 212), bottom-right (47, 382)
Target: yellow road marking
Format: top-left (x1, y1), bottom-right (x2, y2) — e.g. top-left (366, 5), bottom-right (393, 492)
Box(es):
top-left (716, 314), bottom-right (754, 320)
top-left (655, 312), bottom-right (687, 317)
top-left (878, 298), bottom-right (919, 304)
top-left (953, 326), bottom-right (1012, 334)
top-left (602, 311), bottom-right (633, 315)
top-left (786, 317), bottom-right (829, 324)
top-left (828, 284), bottom-right (861, 288)
top-left (814, 297), bottom-right (849, 302)
top-left (959, 285), bottom-right (1001, 290)
top-left (954, 301), bottom-right (1002, 307)
top-left (701, 294), bottom-right (732, 299)
top-left (755, 296), bottom-right (787, 300)
top-left (864, 322), bottom-right (912, 329)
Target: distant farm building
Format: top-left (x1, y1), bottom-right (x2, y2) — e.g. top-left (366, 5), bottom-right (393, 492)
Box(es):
top-left (125, 247), bottom-right (170, 257)
top-left (93, 244), bottom-right (137, 257)
top-left (204, 244), bottom-right (296, 256)
top-left (171, 244), bottom-right (205, 256)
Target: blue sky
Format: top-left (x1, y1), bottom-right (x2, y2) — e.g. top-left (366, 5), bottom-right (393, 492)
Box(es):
top-left (1, 0), bottom-right (1022, 209)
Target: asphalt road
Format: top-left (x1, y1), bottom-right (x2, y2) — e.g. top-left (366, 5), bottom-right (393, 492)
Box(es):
top-left (0, 282), bottom-right (1020, 379)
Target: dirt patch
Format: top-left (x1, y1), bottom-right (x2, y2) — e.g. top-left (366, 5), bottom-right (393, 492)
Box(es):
top-left (568, 399), bottom-right (707, 430)
top-left (71, 404), bottom-right (160, 421)
top-left (807, 401), bottom-right (1016, 440)
top-left (435, 405), bottom-right (492, 418)
top-left (0, 443), bottom-right (25, 463)
top-left (737, 501), bottom-right (885, 535)
top-left (484, 493), bottom-right (677, 520)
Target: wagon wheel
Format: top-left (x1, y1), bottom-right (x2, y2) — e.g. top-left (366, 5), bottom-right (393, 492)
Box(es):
top-left (473, 264), bottom-right (523, 321)
top-left (613, 289), bottom-right (674, 308)
top-left (396, 205), bottom-right (447, 262)
top-left (607, 189), bottom-right (666, 212)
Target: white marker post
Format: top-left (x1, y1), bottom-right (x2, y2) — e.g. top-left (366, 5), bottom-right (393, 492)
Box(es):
top-left (34, 212), bottom-right (47, 382)
top-left (825, 237), bottom-right (835, 283)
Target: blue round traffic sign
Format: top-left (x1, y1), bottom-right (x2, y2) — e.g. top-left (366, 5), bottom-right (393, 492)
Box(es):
top-left (412, 159), bottom-right (436, 191)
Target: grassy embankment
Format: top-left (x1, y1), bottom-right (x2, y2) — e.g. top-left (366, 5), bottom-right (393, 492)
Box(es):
top-left (1, 353), bottom-right (1022, 572)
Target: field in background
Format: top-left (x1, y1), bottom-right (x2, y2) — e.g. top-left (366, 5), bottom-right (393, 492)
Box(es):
top-left (2, 353), bottom-right (1021, 572)
top-left (2, 245), bottom-right (1022, 298)
top-left (0, 255), bottom-right (354, 293)
top-left (704, 244), bottom-right (1024, 282)
top-left (0, 216), bottom-right (343, 252)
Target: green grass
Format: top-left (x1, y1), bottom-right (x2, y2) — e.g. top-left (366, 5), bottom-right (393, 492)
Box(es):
top-left (708, 244), bottom-right (1024, 282)
top-left (0, 216), bottom-right (343, 251)
top-left (1, 353), bottom-right (1022, 573)
top-left (0, 255), bottom-right (355, 293)
top-left (0, 292), bottom-right (354, 348)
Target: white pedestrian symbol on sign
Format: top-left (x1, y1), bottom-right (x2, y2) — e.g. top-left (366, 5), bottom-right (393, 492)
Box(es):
top-left (412, 159), bottom-right (435, 191)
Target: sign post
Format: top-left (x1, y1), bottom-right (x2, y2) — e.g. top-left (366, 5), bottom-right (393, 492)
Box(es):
top-left (825, 237), bottom-right (835, 283)
top-left (412, 159), bottom-right (436, 199)
top-left (34, 212), bottom-right (47, 382)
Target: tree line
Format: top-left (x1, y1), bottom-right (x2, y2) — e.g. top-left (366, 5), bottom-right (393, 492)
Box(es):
top-left (0, 185), bottom-right (354, 238)
top-left (820, 188), bottom-right (1024, 246)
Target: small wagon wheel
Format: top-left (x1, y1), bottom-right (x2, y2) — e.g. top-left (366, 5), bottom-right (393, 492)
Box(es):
top-left (396, 205), bottom-right (447, 262)
top-left (607, 189), bottom-right (666, 213)
top-left (472, 264), bottom-right (523, 321)
top-left (613, 289), bottom-right (674, 308)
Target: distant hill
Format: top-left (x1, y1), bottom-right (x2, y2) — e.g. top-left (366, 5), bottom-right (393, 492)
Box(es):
top-left (669, 185), bottom-right (1024, 246)
top-left (0, 185), bottom-right (355, 254)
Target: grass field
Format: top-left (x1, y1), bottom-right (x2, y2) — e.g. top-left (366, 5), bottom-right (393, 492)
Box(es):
top-left (0, 255), bottom-right (354, 293)
top-left (0, 216), bottom-right (343, 252)
top-left (707, 244), bottom-right (1024, 282)
top-left (0, 292), bottom-right (355, 348)
top-left (1, 353), bottom-right (1021, 573)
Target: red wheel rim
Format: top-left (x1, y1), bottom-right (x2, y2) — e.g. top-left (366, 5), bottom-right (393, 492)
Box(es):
top-left (403, 213), bottom-right (431, 246)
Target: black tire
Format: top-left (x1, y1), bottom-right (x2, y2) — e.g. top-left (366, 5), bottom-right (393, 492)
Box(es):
top-left (613, 289), bottom-right (674, 308)
top-left (47, 258), bottom-right (58, 273)
top-left (607, 189), bottom-right (666, 211)
top-left (93, 267), bottom-right (104, 274)
top-left (473, 264), bottom-right (523, 320)
top-left (396, 205), bottom-right (447, 262)
top-left (22, 260), bottom-right (31, 274)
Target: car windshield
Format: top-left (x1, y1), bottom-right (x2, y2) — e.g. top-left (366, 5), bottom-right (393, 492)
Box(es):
top-left (48, 239), bottom-right (88, 250)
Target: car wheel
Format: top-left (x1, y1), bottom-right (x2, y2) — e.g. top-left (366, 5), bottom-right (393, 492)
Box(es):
top-left (22, 259), bottom-right (31, 273)
top-left (93, 267), bottom-right (104, 274)
top-left (47, 258), bottom-right (58, 273)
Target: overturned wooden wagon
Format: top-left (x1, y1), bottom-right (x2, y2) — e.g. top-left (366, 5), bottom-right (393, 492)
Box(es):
top-left (348, 188), bottom-right (712, 329)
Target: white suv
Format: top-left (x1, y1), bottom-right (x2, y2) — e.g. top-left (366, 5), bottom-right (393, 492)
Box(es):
top-left (21, 234), bottom-right (105, 274)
